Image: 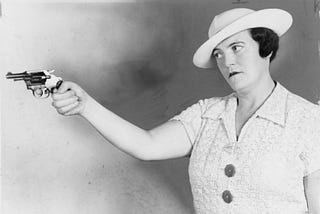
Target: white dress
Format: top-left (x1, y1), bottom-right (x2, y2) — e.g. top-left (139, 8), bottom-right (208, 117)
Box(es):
top-left (171, 82), bottom-right (320, 214)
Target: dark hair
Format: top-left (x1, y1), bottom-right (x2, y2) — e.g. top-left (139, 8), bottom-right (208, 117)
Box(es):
top-left (250, 27), bottom-right (279, 62)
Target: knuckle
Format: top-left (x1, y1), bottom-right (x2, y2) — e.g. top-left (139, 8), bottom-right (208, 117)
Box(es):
top-left (57, 107), bottom-right (67, 114)
top-left (53, 101), bottom-right (62, 108)
top-left (52, 94), bottom-right (58, 100)
top-left (54, 101), bottom-right (63, 108)
top-left (66, 90), bottom-right (74, 97)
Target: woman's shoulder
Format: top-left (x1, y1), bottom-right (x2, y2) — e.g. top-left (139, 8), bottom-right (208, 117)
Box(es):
top-left (201, 93), bottom-right (234, 107)
top-left (173, 94), bottom-right (232, 121)
top-left (287, 92), bottom-right (320, 126)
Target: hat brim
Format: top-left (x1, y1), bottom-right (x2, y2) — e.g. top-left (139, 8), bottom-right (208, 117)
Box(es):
top-left (193, 8), bottom-right (293, 69)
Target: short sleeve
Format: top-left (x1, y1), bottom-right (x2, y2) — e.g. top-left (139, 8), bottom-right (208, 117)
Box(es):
top-left (170, 99), bottom-right (209, 146)
top-left (299, 108), bottom-right (320, 176)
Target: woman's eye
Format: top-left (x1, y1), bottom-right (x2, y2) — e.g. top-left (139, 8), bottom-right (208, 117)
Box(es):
top-left (213, 52), bottom-right (222, 59)
top-left (232, 45), bottom-right (243, 52)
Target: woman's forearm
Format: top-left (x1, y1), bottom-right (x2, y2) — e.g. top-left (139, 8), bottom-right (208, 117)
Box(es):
top-left (81, 96), bottom-right (154, 160)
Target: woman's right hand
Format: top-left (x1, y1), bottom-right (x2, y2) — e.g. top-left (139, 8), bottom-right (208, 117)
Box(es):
top-left (51, 81), bottom-right (88, 116)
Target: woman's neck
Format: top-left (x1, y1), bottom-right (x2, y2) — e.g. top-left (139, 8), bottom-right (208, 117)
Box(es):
top-left (236, 78), bottom-right (276, 112)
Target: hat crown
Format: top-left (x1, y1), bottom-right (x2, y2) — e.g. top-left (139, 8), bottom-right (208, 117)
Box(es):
top-left (209, 8), bottom-right (255, 38)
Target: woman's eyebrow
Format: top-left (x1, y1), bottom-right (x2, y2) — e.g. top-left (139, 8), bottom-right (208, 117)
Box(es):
top-left (213, 41), bottom-right (245, 53)
top-left (212, 48), bottom-right (219, 53)
top-left (228, 41), bottom-right (245, 48)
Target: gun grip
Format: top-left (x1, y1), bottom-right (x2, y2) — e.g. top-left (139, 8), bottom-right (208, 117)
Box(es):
top-left (56, 80), bottom-right (63, 89)
top-left (51, 80), bottom-right (63, 94)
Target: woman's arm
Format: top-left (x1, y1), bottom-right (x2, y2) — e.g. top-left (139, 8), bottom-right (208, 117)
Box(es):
top-left (304, 169), bottom-right (320, 214)
top-left (51, 81), bottom-right (192, 161)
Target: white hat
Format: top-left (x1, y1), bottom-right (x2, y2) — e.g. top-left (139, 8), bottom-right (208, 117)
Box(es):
top-left (193, 8), bottom-right (293, 68)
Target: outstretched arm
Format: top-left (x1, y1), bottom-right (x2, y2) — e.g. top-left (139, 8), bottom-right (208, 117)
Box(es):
top-left (51, 81), bottom-right (192, 161)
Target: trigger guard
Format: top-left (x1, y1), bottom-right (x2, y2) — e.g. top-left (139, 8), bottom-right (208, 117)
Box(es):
top-left (33, 88), bottom-right (44, 98)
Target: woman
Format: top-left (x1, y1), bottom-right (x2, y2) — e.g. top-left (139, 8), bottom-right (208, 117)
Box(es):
top-left (51, 8), bottom-right (320, 214)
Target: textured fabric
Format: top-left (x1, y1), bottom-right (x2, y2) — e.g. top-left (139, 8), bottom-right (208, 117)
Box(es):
top-left (171, 82), bottom-right (320, 214)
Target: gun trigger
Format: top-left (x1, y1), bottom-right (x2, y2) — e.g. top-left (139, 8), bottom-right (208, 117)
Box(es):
top-left (43, 88), bottom-right (50, 98)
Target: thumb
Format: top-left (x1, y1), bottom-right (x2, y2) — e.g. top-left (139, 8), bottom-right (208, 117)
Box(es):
top-left (57, 81), bottom-right (74, 94)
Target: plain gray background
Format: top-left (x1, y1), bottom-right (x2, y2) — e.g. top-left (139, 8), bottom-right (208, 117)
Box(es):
top-left (2, 0), bottom-right (320, 213)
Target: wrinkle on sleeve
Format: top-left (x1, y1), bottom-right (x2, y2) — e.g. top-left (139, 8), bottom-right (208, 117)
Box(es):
top-left (170, 99), bottom-right (210, 146)
top-left (300, 107), bottom-right (320, 176)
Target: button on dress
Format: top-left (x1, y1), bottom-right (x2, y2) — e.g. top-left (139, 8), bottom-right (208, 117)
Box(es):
top-left (171, 82), bottom-right (320, 214)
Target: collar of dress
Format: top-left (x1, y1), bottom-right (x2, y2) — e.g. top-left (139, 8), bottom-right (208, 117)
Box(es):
top-left (201, 82), bottom-right (289, 127)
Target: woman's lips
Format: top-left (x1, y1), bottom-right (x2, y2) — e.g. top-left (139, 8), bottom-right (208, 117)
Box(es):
top-left (229, 72), bottom-right (241, 78)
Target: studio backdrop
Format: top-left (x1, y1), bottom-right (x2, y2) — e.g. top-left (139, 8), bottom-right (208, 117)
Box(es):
top-left (2, 0), bottom-right (320, 214)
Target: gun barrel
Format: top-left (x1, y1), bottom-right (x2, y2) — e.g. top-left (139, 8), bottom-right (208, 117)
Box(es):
top-left (6, 72), bottom-right (49, 79)
top-left (6, 75), bottom-right (29, 79)
top-left (6, 72), bottom-right (29, 79)
top-left (12, 78), bottom-right (28, 81)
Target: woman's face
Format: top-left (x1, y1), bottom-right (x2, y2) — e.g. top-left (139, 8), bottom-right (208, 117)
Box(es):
top-left (212, 30), bottom-right (270, 92)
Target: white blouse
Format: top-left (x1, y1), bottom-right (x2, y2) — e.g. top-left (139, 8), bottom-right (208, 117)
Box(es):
top-left (172, 82), bottom-right (320, 214)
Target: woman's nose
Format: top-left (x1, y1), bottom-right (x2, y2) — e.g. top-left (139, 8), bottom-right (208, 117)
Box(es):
top-left (224, 52), bottom-right (236, 67)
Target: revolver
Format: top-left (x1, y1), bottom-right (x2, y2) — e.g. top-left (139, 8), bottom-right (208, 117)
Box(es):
top-left (6, 69), bottom-right (63, 98)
